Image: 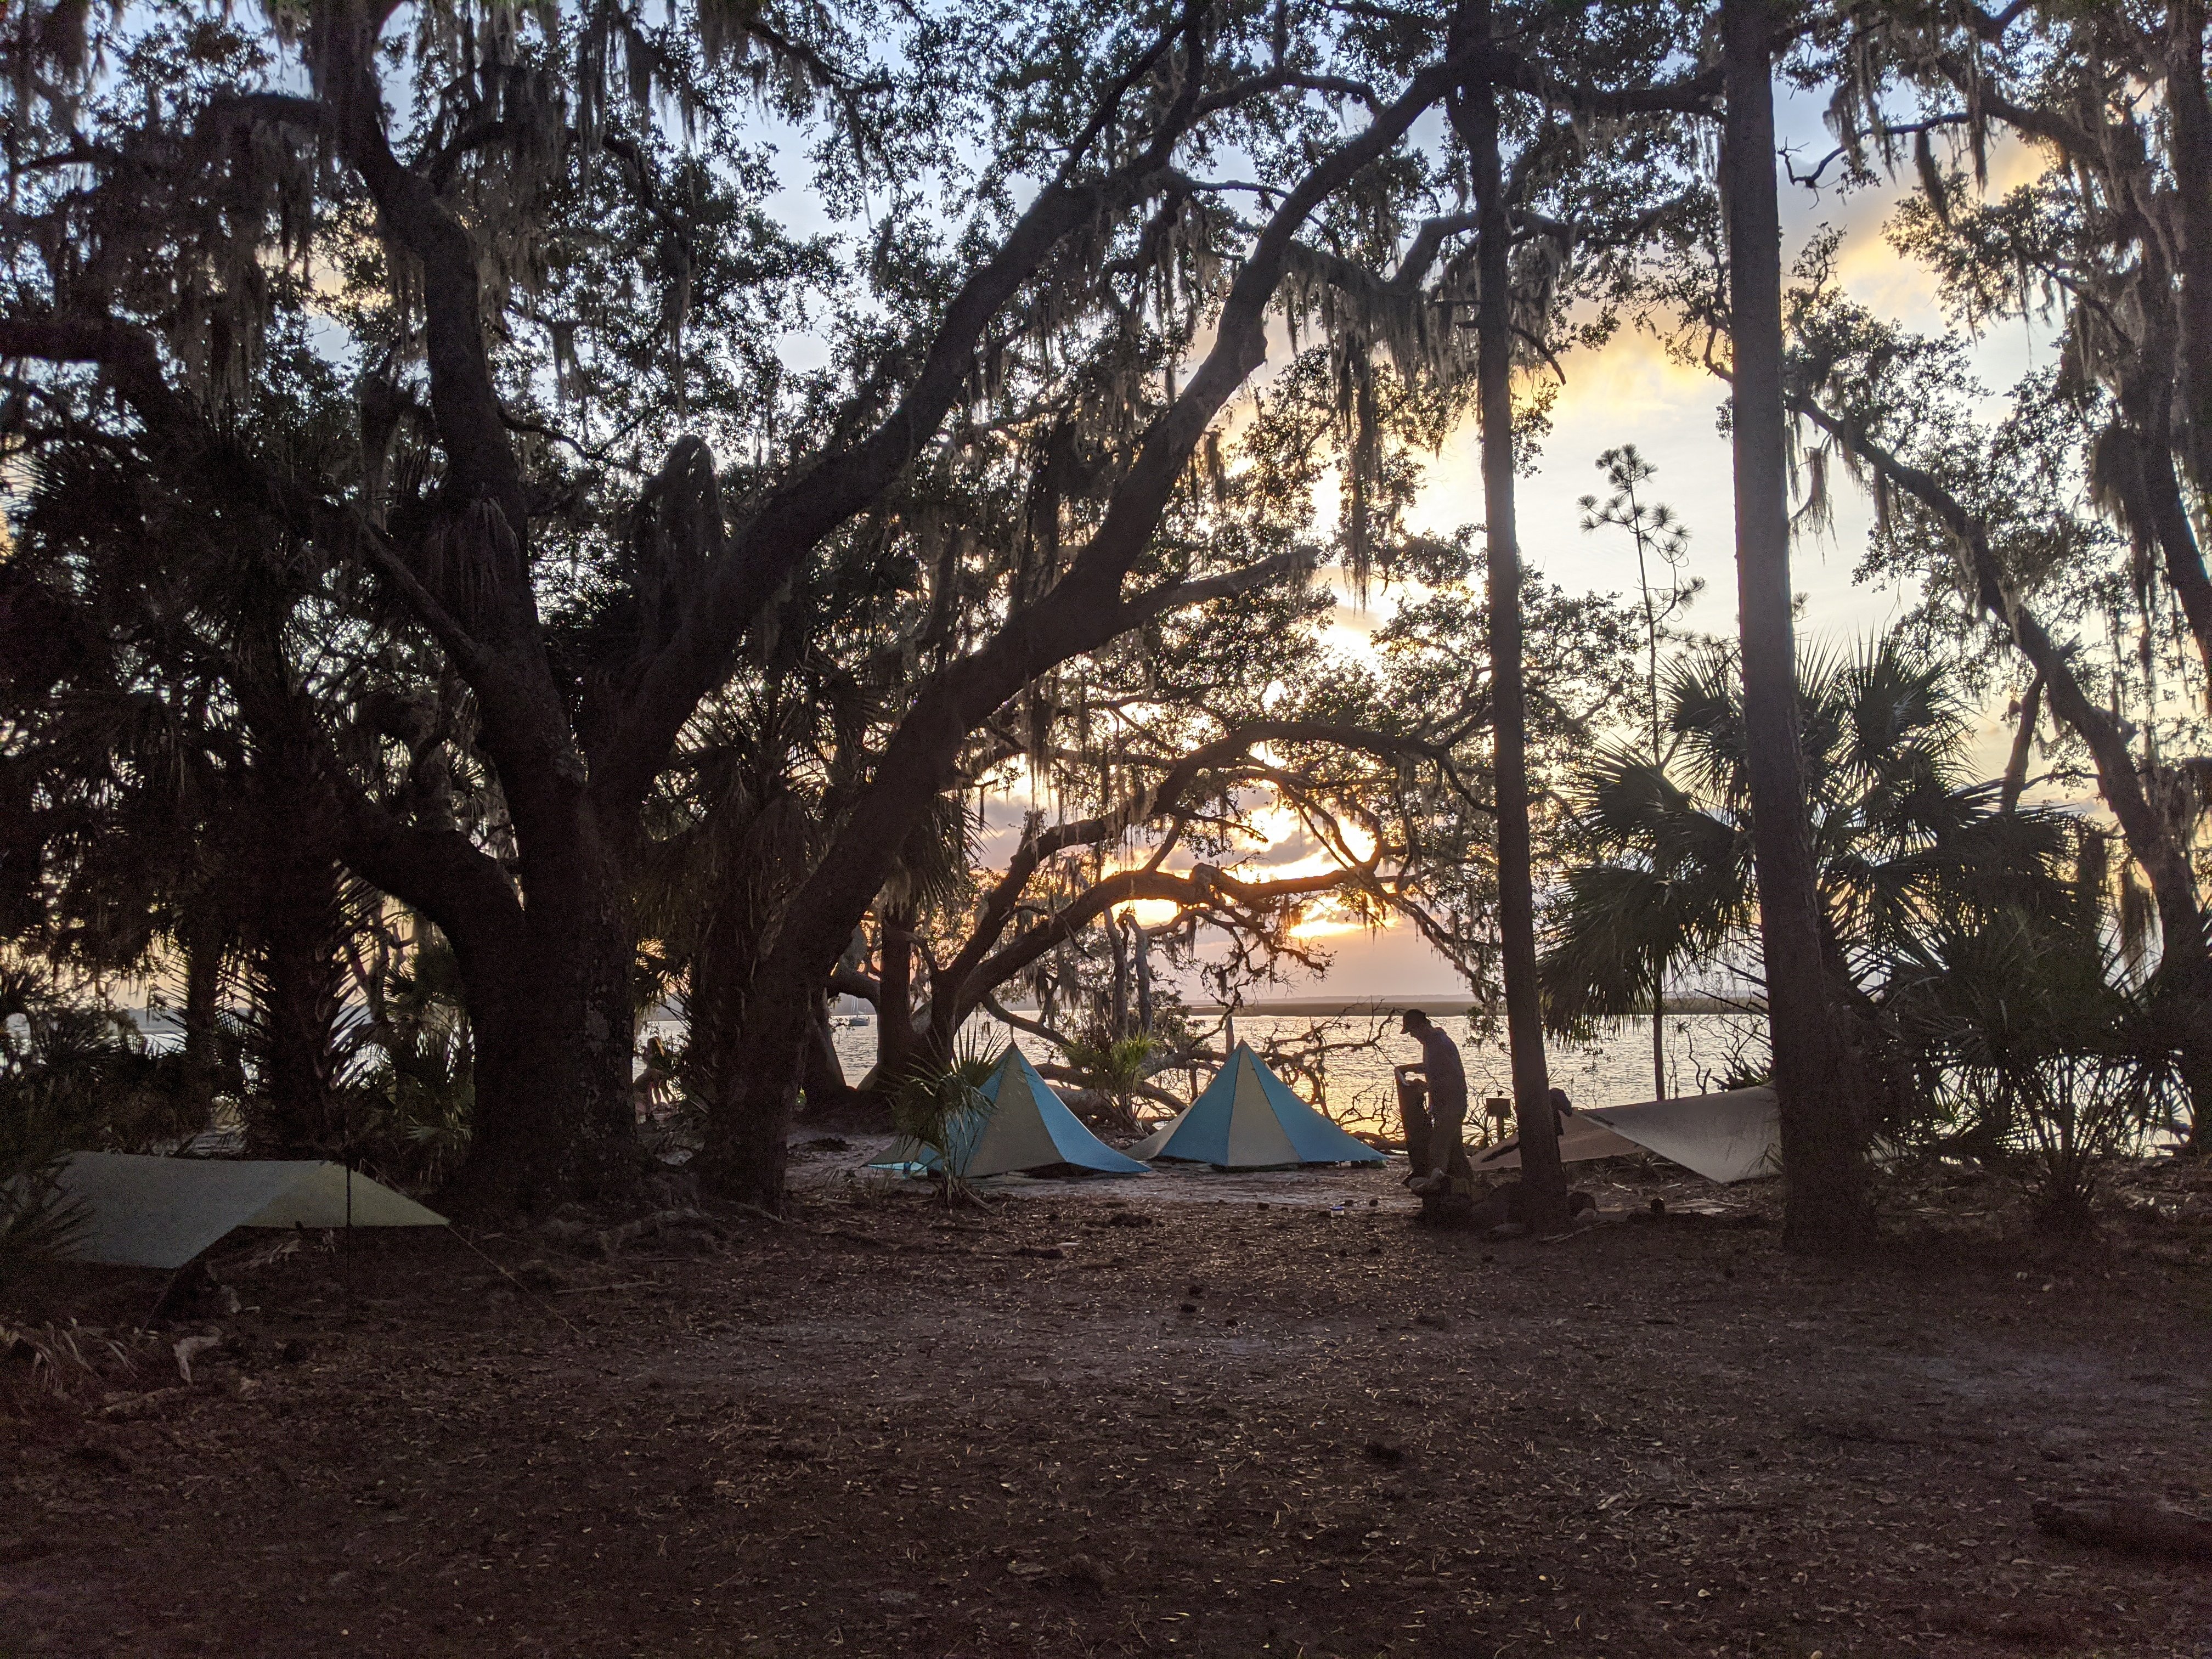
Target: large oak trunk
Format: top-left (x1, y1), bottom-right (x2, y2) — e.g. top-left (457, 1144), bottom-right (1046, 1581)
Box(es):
top-left (1722, 0), bottom-right (1872, 1251)
top-left (438, 829), bottom-right (639, 1214)
top-left (698, 972), bottom-right (812, 1207)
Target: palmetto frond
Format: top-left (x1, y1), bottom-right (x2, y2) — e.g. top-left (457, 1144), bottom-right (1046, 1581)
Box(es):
top-left (879, 792), bottom-right (975, 919)
top-left (1543, 631), bottom-right (2075, 1024)
top-left (1659, 647), bottom-right (1749, 809)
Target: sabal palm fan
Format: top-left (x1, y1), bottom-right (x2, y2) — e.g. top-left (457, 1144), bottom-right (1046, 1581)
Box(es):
top-left (652, 797), bottom-right (822, 1116)
top-left (1793, 645), bottom-right (2061, 968)
top-left (631, 675), bottom-right (879, 1132)
top-left (1542, 635), bottom-right (2075, 1098)
top-left (876, 792), bottom-right (977, 919)
top-left (944, 1026), bottom-right (1011, 1091)
top-left (1540, 754), bottom-right (1750, 1032)
top-left (889, 1043), bottom-right (1003, 1207)
top-left (346, 926), bottom-right (477, 1191)
top-left (636, 694), bottom-right (825, 957)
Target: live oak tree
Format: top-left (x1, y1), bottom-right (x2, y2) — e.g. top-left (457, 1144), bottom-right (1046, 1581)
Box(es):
top-left (1775, 275), bottom-right (2212, 1135)
top-left (1835, 0), bottom-right (2212, 700)
top-left (692, 33), bottom-right (1522, 1204)
top-left (17, 0), bottom-right (2178, 1233)
top-left (0, 0), bottom-right (1746, 1214)
top-left (3, 0), bottom-right (1502, 1209)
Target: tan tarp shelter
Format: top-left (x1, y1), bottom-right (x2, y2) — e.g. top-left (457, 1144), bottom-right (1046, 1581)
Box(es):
top-left (50, 1153), bottom-right (447, 1269)
top-left (1473, 1086), bottom-right (1780, 1185)
top-left (1474, 1111), bottom-right (1643, 1172)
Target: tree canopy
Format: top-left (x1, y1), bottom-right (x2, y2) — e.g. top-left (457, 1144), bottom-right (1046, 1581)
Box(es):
top-left (3, 0), bottom-right (2209, 1248)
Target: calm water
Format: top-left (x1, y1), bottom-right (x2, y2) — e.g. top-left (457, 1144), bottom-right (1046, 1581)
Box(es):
top-left (132, 1003), bottom-right (1763, 1139)
top-left (823, 1011), bottom-right (1769, 1135)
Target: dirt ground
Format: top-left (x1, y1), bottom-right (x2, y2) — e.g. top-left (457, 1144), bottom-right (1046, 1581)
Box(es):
top-left (6, 1146), bottom-right (2212, 1658)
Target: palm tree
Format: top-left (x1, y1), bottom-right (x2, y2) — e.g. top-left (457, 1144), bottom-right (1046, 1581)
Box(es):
top-left (1446, 0), bottom-right (1567, 1226)
top-left (1542, 637), bottom-right (2076, 1119)
top-left (1722, 0), bottom-right (1871, 1251)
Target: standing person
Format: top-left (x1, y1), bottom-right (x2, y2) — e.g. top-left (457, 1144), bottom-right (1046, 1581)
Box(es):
top-left (1397, 1011), bottom-right (1473, 1197)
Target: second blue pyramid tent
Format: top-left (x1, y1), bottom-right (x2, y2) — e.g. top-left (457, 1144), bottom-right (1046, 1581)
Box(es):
top-left (1128, 1042), bottom-right (1385, 1168)
top-left (870, 1048), bottom-right (1148, 1177)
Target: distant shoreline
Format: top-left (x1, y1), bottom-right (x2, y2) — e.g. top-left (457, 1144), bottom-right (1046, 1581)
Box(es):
top-left (812, 994), bottom-right (1756, 1020)
top-left (1178, 995), bottom-right (1752, 1017)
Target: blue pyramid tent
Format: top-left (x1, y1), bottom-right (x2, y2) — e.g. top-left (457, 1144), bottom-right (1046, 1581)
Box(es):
top-left (1127, 1042), bottom-right (1385, 1168)
top-left (871, 1049), bottom-right (1149, 1177)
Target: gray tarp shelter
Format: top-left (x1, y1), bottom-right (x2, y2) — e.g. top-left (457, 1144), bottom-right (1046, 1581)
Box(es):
top-left (1474, 1086), bottom-right (1780, 1185)
top-left (50, 1152), bottom-right (447, 1269)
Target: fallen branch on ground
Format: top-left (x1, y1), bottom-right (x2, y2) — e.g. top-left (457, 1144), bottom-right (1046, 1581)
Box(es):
top-left (2033, 1496), bottom-right (2212, 1560)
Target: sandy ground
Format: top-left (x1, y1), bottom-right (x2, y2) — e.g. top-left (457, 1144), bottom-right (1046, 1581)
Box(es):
top-left (6, 1145), bottom-right (2212, 1658)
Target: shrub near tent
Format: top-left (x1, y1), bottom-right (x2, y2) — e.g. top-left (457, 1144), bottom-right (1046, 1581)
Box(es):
top-left (1130, 1043), bottom-right (1385, 1169)
top-left (872, 1050), bottom-right (1148, 1178)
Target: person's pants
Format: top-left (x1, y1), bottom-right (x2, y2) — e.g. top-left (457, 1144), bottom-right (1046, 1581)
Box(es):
top-left (1397, 1077), bottom-right (1434, 1175)
top-left (1430, 1094), bottom-right (1473, 1188)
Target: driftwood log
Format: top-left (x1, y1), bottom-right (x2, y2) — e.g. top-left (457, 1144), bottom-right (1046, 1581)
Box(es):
top-left (2032, 1496), bottom-right (2212, 1561)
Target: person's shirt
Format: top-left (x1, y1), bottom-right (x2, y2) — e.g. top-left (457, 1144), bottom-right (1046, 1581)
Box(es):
top-left (1415, 1026), bottom-right (1467, 1105)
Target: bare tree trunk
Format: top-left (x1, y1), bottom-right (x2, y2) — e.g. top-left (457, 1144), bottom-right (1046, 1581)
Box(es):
top-left (2106, 249), bottom-right (2212, 700)
top-left (876, 903), bottom-right (916, 1086)
top-left (1722, 0), bottom-right (1872, 1253)
top-left (1108, 911), bottom-right (1132, 1038)
top-left (248, 848), bottom-right (349, 1156)
top-left (2163, 0), bottom-right (2212, 492)
top-left (174, 909), bottom-right (233, 1124)
top-left (699, 972), bottom-right (809, 1206)
top-left (428, 821), bottom-right (640, 1213)
top-left (1651, 987), bottom-right (1667, 1102)
top-left (1449, 7), bottom-right (1566, 1227)
top-left (2001, 670), bottom-right (2045, 814)
top-left (1133, 922), bottom-right (1154, 1035)
top-left (2135, 431), bottom-right (2212, 695)
top-left (799, 997), bottom-right (856, 1113)
top-left (421, 891), bottom-right (626, 1206)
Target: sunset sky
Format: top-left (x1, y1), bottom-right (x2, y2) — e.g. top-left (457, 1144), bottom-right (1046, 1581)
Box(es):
top-left (949, 89), bottom-right (2063, 1003)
